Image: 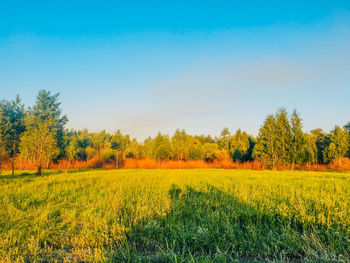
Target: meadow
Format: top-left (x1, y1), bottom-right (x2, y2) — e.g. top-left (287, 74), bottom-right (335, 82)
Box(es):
top-left (0, 169), bottom-right (349, 262)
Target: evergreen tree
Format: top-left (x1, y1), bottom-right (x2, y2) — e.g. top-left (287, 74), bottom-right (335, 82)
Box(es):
top-left (0, 109), bottom-right (7, 171)
top-left (275, 108), bottom-right (292, 166)
top-left (253, 115), bottom-right (278, 168)
top-left (290, 110), bottom-right (305, 169)
top-left (0, 96), bottom-right (26, 175)
top-left (31, 90), bottom-right (68, 159)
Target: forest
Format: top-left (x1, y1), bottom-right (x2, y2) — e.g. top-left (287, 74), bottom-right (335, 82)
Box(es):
top-left (0, 90), bottom-right (349, 175)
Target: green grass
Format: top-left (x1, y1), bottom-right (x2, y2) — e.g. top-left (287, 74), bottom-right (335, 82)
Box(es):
top-left (0, 169), bottom-right (349, 262)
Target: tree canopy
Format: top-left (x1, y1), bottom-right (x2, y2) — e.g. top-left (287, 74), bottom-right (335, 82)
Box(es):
top-left (0, 91), bottom-right (349, 172)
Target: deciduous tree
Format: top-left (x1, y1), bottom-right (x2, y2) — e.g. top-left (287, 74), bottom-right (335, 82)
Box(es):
top-left (172, 129), bottom-right (187, 162)
top-left (229, 129), bottom-right (249, 162)
top-left (20, 115), bottom-right (59, 176)
top-left (344, 122), bottom-right (350, 158)
top-left (304, 133), bottom-right (318, 165)
top-left (153, 133), bottom-right (171, 163)
top-left (311, 128), bottom-right (327, 164)
top-left (203, 143), bottom-right (218, 162)
top-left (66, 138), bottom-right (79, 162)
top-left (323, 126), bottom-right (349, 164)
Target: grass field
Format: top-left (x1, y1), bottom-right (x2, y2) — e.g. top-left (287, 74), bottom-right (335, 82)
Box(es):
top-left (0, 169), bottom-right (349, 262)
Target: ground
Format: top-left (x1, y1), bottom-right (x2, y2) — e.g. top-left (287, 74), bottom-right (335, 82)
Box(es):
top-left (0, 169), bottom-right (349, 262)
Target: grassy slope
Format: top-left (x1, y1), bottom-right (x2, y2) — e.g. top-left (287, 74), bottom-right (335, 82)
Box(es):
top-left (0, 169), bottom-right (349, 262)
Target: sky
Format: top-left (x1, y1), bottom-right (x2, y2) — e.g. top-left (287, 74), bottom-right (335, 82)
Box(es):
top-left (1, 1), bottom-right (350, 140)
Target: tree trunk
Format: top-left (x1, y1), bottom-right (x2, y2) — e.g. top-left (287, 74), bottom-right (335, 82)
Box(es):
top-left (37, 165), bottom-right (42, 176)
top-left (12, 140), bottom-right (16, 176)
top-left (291, 162), bottom-right (295, 171)
top-left (116, 151), bottom-right (119, 169)
top-left (11, 159), bottom-right (15, 176)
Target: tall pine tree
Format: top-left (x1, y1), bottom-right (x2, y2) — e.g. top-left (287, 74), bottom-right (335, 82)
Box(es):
top-left (253, 115), bottom-right (278, 168)
top-left (275, 108), bottom-right (292, 166)
top-left (290, 110), bottom-right (305, 170)
top-left (0, 96), bottom-right (25, 175)
top-left (31, 90), bottom-right (68, 159)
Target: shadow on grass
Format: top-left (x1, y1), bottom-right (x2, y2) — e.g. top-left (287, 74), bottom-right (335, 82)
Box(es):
top-left (0, 169), bottom-right (95, 180)
top-left (0, 171), bottom-right (37, 180)
top-left (110, 185), bottom-right (349, 262)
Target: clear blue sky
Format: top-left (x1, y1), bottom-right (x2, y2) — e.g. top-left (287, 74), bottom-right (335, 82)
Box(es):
top-left (1, 1), bottom-right (350, 139)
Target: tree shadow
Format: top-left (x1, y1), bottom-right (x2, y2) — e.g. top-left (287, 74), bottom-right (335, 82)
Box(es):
top-left (0, 169), bottom-right (94, 180)
top-left (110, 185), bottom-right (349, 262)
top-left (47, 168), bottom-right (95, 176)
top-left (0, 171), bottom-right (36, 180)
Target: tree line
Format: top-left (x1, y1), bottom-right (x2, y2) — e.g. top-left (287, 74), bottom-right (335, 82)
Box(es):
top-left (0, 90), bottom-right (349, 175)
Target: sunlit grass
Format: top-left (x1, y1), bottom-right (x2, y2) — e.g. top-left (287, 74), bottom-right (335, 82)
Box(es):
top-left (0, 169), bottom-right (349, 262)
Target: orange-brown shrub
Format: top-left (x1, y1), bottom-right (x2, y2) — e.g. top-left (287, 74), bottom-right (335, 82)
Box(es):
top-left (2, 157), bottom-right (350, 171)
top-left (50, 157), bottom-right (104, 169)
top-left (294, 163), bottom-right (328, 171)
top-left (2, 158), bottom-right (38, 170)
top-left (1, 157), bottom-right (105, 170)
top-left (123, 158), bottom-right (158, 169)
top-left (328, 157), bottom-right (350, 171)
top-left (122, 158), bottom-right (264, 170)
top-left (240, 160), bottom-right (264, 170)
